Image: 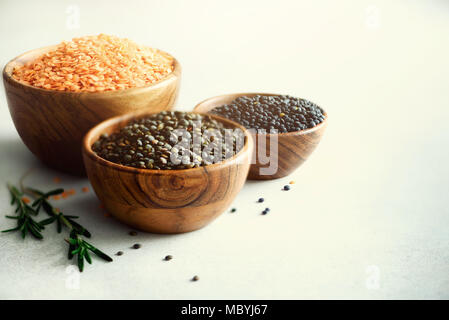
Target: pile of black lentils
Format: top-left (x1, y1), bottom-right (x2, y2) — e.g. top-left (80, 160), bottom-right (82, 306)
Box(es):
top-left (210, 95), bottom-right (325, 133)
top-left (92, 111), bottom-right (244, 170)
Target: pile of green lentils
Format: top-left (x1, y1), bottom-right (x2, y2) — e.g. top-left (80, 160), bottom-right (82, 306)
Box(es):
top-left (92, 111), bottom-right (244, 170)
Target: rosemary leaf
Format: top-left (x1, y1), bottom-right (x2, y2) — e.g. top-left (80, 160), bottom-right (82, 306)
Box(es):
top-left (85, 250), bottom-right (92, 264)
top-left (78, 252), bottom-right (84, 272)
top-left (39, 216), bottom-right (57, 225)
top-left (2, 226), bottom-right (21, 233)
top-left (87, 245), bottom-right (113, 262)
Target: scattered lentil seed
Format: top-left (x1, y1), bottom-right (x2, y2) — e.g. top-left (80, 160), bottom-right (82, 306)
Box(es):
top-left (283, 185), bottom-right (291, 191)
top-left (164, 255), bottom-right (173, 261)
top-left (129, 231), bottom-right (138, 236)
top-left (21, 197), bottom-right (30, 204)
top-left (289, 181), bottom-right (295, 184)
top-left (133, 243), bottom-right (141, 249)
top-left (81, 187), bottom-right (89, 193)
top-left (92, 111), bottom-right (244, 170)
top-left (230, 208), bottom-right (237, 213)
top-left (211, 95), bottom-right (325, 133)
top-left (192, 275), bottom-right (199, 281)
top-left (258, 198), bottom-right (264, 203)
top-left (116, 251), bottom-right (124, 256)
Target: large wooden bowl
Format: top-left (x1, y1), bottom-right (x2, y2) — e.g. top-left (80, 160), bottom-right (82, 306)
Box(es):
top-left (194, 93), bottom-right (327, 180)
top-left (3, 45), bottom-right (181, 175)
top-left (82, 111), bottom-right (253, 234)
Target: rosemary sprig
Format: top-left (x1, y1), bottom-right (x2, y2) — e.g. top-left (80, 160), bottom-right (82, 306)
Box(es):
top-left (29, 187), bottom-right (91, 237)
top-left (2, 181), bottom-right (112, 272)
top-left (2, 184), bottom-right (44, 239)
top-left (66, 230), bottom-right (113, 272)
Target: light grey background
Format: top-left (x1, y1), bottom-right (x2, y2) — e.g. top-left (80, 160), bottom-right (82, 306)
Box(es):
top-left (0, 0), bottom-right (448, 299)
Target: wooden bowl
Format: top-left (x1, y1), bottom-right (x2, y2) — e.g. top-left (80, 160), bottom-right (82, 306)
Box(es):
top-left (3, 45), bottom-right (181, 175)
top-left (194, 93), bottom-right (327, 180)
top-left (82, 111), bottom-right (253, 234)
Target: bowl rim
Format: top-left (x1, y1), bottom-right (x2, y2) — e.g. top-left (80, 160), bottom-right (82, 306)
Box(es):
top-left (82, 110), bottom-right (253, 175)
top-left (194, 92), bottom-right (328, 137)
top-left (2, 44), bottom-right (181, 96)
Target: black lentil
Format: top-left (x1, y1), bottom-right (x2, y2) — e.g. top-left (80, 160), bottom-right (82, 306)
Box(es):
top-left (210, 95), bottom-right (325, 133)
top-left (133, 243), bottom-right (141, 249)
top-left (230, 208), bottom-right (237, 213)
top-left (116, 251), bottom-right (123, 256)
top-left (192, 275), bottom-right (199, 281)
top-left (262, 208), bottom-right (270, 215)
top-left (129, 231), bottom-right (138, 236)
top-left (283, 185), bottom-right (291, 191)
top-left (164, 255), bottom-right (173, 261)
top-left (92, 111), bottom-right (244, 170)
top-left (258, 198), bottom-right (264, 203)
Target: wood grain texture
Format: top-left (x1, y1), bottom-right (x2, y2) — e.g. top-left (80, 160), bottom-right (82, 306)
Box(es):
top-left (82, 110), bottom-right (253, 234)
top-left (194, 92), bottom-right (327, 180)
top-left (2, 45), bottom-right (181, 175)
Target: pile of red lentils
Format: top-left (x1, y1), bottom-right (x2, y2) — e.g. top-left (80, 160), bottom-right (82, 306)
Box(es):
top-left (12, 34), bottom-right (174, 92)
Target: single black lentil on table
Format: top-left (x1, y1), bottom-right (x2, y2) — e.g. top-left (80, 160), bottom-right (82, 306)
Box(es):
top-left (92, 111), bottom-right (244, 170)
top-left (210, 95), bottom-right (325, 133)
